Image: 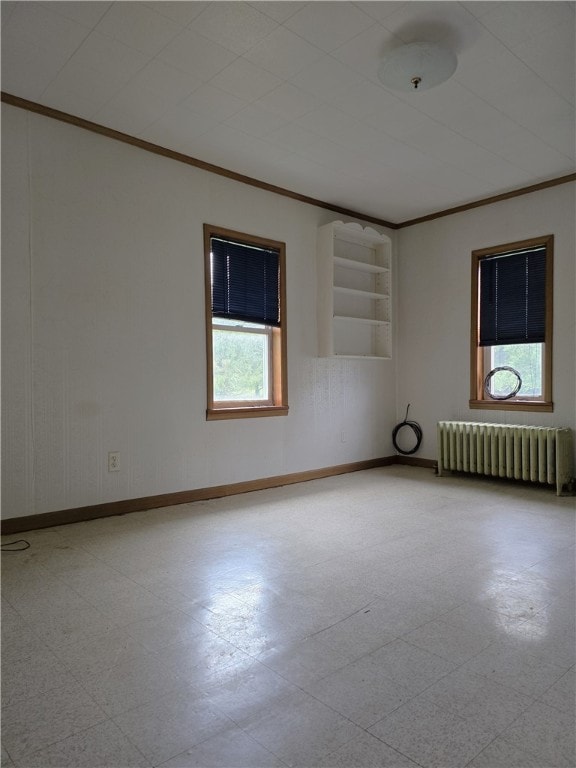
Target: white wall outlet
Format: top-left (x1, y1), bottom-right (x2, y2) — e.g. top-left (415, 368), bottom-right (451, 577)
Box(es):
top-left (340, 430), bottom-right (347, 443)
top-left (108, 451), bottom-right (120, 472)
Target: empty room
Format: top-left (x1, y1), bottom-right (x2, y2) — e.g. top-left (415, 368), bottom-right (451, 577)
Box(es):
top-left (1, 2), bottom-right (575, 767)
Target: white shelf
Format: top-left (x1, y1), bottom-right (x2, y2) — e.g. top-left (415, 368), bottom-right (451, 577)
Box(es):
top-left (334, 315), bottom-right (390, 327)
top-left (332, 354), bottom-right (387, 360)
top-left (333, 286), bottom-right (385, 300)
top-left (333, 256), bottom-right (389, 274)
top-left (317, 221), bottom-right (392, 359)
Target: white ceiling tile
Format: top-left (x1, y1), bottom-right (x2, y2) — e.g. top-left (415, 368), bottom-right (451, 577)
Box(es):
top-left (157, 28), bottom-right (237, 79)
top-left (298, 106), bottom-right (369, 148)
top-left (64, 32), bottom-right (149, 83)
top-left (3, 0), bottom-right (574, 222)
top-left (330, 23), bottom-right (398, 82)
top-left (235, 138), bottom-right (294, 168)
top-left (358, 129), bottom-right (443, 174)
top-left (40, 63), bottom-right (121, 118)
top-left (329, 80), bottom-right (401, 120)
top-left (180, 85), bottom-right (249, 122)
top-left (1, 3), bottom-right (91, 98)
top-left (489, 130), bottom-right (575, 175)
top-left (93, 91), bottom-right (174, 137)
top-left (541, 115), bottom-right (576, 159)
top-left (189, 2), bottom-right (278, 55)
top-left (1, 2), bottom-right (17, 26)
top-left (289, 55), bottom-right (365, 101)
top-left (498, 80), bottom-right (574, 137)
top-left (364, 100), bottom-right (430, 140)
top-left (33, 92), bottom-right (103, 122)
top-left (242, 26), bottom-right (324, 79)
top-left (2, 1), bottom-right (89, 49)
top-left (255, 83), bottom-right (322, 120)
top-left (139, 104), bottom-right (217, 147)
top-left (47, 2), bottom-right (112, 27)
top-left (284, 2), bottom-right (374, 53)
top-left (265, 122), bottom-right (320, 153)
top-left (293, 165), bottom-right (356, 204)
top-left (158, 130), bottom-right (222, 167)
top-left (512, 22), bottom-right (575, 105)
top-left (413, 163), bottom-right (487, 198)
top-left (94, 3), bottom-right (182, 56)
top-left (263, 150), bottom-right (327, 185)
top-left (400, 119), bottom-right (478, 160)
top-left (248, 2), bottom-right (307, 24)
top-left (460, 2), bottom-right (502, 21)
top-left (254, 152), bottom-right (321, 191)
top-left (1, 42), bottom-right (70, 101)
top-left (320, 142), bottom-right (400, 182)
top-left (453, 149), bottom-right (534, 187)
top-left (379, 1), bottom-right (483, 52)
top-left (395, 81), bottom-right (475, 121)
top-left (208, 58), bottom-right (282, 101)
top-left (142, 2), bottom-right (208, 26)
top-left (423, 97), bottom-right (520, 151)
top-left (122, 60), bottom-right (199, 104)
top-left (477, 1), bottom-right (574, 49)
top-left (297, 136), bottom-right (361, 170)
top-left (224, 104), bottom-right (286, 138)
top-left (38, 32), bottom-right (150, 115)
top-left (455, 45), bottom-right (539, 107)
top-left (184, 123), bottom-right (275, 173)
top-left (356, 2), bottom-right (410, 24)
top-left (92, 62), bottom-right (201, 135)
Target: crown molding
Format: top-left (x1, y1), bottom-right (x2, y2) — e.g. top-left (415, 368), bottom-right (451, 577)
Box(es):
top-left (1, 92), bottom-right (398, 230)
top-left (3, 92), bottom-right (574, 230)
top-left (397, 173), bottom-right (576, 228)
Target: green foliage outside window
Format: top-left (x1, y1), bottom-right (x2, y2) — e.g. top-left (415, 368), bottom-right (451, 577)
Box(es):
top-left (213, 328), bottom-right (268, 401)
top-left (492, 343), bottom-right (542, 397)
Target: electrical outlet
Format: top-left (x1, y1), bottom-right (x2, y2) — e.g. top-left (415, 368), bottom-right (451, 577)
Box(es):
top-left (340, 430), bottom-right (347, 443)
top-left (108, 451), bottom-right (120, 472)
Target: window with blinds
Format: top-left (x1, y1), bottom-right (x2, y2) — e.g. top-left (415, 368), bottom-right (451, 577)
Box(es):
top-left (479, 246), bottom-right (546, 347)
top-left (211, 236), bottom-right (280, 327)
top-left (470, 235), bottom-right (553, 412)
top-left (204, 225), bottom-right (288, 420)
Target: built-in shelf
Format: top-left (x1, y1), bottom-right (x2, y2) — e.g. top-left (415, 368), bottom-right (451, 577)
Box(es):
top-left (317, 221), bottom-right (392, 359)
top-left (334, 315), bottom-right (390, 326)
top-left (333, 256), bottom-right (389, 274)
top-left (333, 286), bottom-right (385, 300)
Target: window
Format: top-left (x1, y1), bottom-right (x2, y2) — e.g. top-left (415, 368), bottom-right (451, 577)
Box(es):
top-left (204, 224), bottom-right (288, 420)
top-left (470, 235), bottom-right (553, 412)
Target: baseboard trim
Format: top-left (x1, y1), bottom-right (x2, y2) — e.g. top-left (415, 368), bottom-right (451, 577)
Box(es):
top-left (1, 456), bottom-right (400, 534)
top-left (396, 456), bottom-right (437, 470)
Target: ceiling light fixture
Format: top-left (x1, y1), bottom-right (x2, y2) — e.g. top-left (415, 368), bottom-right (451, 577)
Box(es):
top-left (377, 42), bottom-right (457, 92)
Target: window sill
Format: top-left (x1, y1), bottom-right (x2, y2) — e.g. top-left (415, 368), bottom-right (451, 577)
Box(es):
top-left (469, 399), bottom-right (553, 413)
top-left (207, 405), bottom-right (289, 421)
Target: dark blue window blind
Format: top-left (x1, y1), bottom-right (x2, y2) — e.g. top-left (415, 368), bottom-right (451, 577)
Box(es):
top-left (211, 237), bottom-right (280, 327)
top-left (479, 246), bottom-right (546, 347)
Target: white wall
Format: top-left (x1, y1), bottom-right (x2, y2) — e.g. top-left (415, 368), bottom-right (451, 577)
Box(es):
top-left (1, 105), bottom-right (398, 520)
top-left (396, 183), bottom-right (576, 464)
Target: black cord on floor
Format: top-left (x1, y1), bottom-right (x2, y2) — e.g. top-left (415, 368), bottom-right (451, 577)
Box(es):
top-left (392, 404), bottom-right (423, 456)
top-left (1, 539), bottom-right (31, 551)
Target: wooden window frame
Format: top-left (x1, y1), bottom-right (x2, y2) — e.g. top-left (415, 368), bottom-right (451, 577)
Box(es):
top-left (470, 234), bottom-right (554, 412)
top-left (204, 224), bottom-right (288, 421)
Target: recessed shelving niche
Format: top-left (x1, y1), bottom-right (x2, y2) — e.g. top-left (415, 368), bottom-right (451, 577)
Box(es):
top-left (317, 221), bottom-right (392, 359)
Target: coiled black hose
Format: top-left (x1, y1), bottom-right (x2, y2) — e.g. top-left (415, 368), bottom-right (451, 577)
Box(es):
top-left (392, 404), bottom-right (423, 455)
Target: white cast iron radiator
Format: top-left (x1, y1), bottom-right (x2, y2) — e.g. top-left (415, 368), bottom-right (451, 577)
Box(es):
top-left (437, 421), bottom-right (574, 495)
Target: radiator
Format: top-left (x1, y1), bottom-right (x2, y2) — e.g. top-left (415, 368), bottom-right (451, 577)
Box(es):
top-left (437, 421), bottom-right (574, 495)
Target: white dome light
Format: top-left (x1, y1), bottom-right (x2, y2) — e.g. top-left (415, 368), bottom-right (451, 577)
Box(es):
top-left (377, 42), bottom-right (457, 92)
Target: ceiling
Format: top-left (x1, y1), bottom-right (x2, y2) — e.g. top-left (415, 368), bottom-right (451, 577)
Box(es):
top-left (2, 1), bottom-right (575, 224)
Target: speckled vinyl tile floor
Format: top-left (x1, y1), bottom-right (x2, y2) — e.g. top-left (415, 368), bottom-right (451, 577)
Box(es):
top-left (1, 466), bottom-right (574, 767)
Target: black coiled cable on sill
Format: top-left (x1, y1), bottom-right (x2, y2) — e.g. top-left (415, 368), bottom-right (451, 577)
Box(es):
top-left (392, 404), bottom-right (423, 455)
